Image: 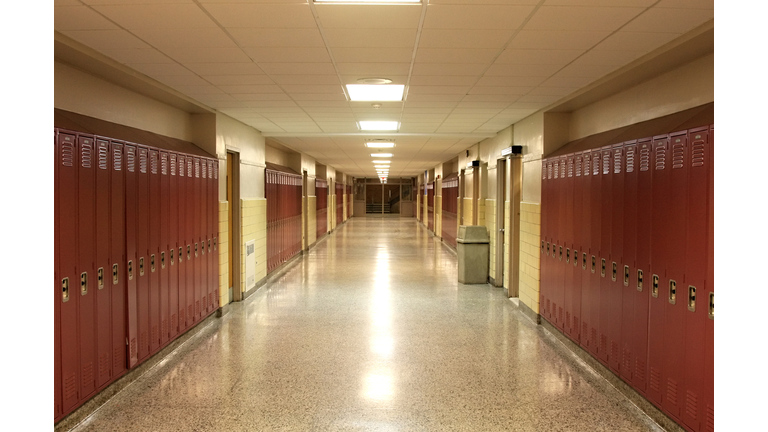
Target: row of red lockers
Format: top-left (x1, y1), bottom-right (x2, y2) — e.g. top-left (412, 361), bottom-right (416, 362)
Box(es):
top-left (54, 128), bottom-right (220, 423)
top-left (539, 125), bottom-right (714, 432)
top-left (441, 178), bottom-right (459, 248)
top-left (266, 170), bottom-right (303, 273)
top-left (316, 179), bottom-right (328, 240)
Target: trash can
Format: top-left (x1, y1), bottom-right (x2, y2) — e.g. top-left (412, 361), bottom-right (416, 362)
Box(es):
top-left (456, 225), bottom-right (490, 284)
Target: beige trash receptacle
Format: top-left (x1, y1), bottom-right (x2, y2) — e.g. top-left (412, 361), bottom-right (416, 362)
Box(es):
top-left (456, 225), bottom-right (489, 284)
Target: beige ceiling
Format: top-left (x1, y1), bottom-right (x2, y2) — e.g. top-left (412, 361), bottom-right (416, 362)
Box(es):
top-left (54, 0), bottom-right (714, 179)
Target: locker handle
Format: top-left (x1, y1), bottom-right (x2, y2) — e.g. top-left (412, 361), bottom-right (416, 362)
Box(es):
top-left (112, 264), bottom-right (118, 285)
top-left (128, 260), bottom-right (134, 280)
top-left (582, 253), bottom-right (587, 270)
top-left (573, 250), bottom-right (578, 267)
top-left (170, 249), bottom-right (175, 265)
top-left (652, 274), bottom-right (659, 298)
top-left (208, 239), bottom-right (211, 253)
top-left (195, 243), bottom-right (198, 257)
top-left (98, 267), bottom-right (104, 290)
top-left (566, 248), bottom-right (570, 264)
top-left (623, 265), bottom-right (630, 286)
top-left (546, 242), bottom-right (550, 257)
top-left (202, 241), bottom-right (205, 255)
top-left (611, 262), bottom-right (617, 282)
top-left (139, 257), bottom-right (145, 276)
top-left (708, 292), bottom-right (714, 319)
top-left (161, 252), bottom-right (166, 269)
top-left (637, 269), bottom-right (643, 292)
top-left (151, 254), bottom-right (156, 272)
top-left (541, 241), bottom-right (545, 255)
top-left (179, 247), bottom-right (183, 263)
top-left (214, 237), bottom-right (217, 251)
top-left (669, 279), bottom-right (677, 304)
top-left (601, 258), bottom-right (606, 277)
top-left (187, 245), bottom-right (191, 260)
top-left (591, 256), bottom-right (596, 274)
top-left (688, 285), bottom-right (696, 312)
top-left (80, 272), bottom-right (88, 295)
top-left (558, 246), bottom-right (563, 261)
top-left (62, 278), bottom-right (70, 302)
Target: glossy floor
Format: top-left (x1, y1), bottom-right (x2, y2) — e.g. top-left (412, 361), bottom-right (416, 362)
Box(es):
top-left (70, 217), bottom-right (663, 432)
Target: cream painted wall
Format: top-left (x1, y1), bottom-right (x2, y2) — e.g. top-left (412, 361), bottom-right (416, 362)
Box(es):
top-left (216, 113), bottom-right (266, 200)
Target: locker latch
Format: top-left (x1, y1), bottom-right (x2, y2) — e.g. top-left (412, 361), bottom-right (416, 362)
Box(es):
top-left (708, 292), bottom-right (714, 319)
top-left (601, 259), bottom-right (606, 277)
top-left (637, 269), bottom-right (643, 292)
top-left (208, 239), bottom-right (211, 253)
top-left (573, 250), bottom-right (578, 267)
top-left (98, 267), bottom-right (104, 290)
top-left (546, 242), bottom-right (550, 256)
top-left (566, 248), bottom-right (570, 264)
top-left (62, 278), bottom-right (69, 302)
top-left (623, 265), bottom-right (630, 286)
top-left (179, 247), bottom-right (183, 263)
top-left (170, 249), bottom-right (174, 265)
top-left (187, 245), bottom-right (191, 260)
top-left (112, 264), bottom-right (118, 285)
top-left (582, 253), bottom-right (587, 270)
top-left (591, 256), bottom-right (596, 274)
top-left (195, 243), bottom-right (199, 257)
top-left (202, 241), bottom-right (205, 255)
top-left (688, 285), bottom-right (696, 312)
top-left (139, 257), bottom-right (145, 276)
top-left (161, 252), bottom-right (166, 269)
top-left (558, 246), bottom-right (563, 261)
top-left (151, 254), bottom-right (156, 272)
top-left (611, 262), bottom-right (617, 281)
top-left (80, 272), bottom-right (88, 295)
top-left (669, 279), bottom-right (677, 304)
top-left (214, 237), bottom-right (217, 251)
top-left (541, 241), bottom-right (545, 255)
top-left (128, 260), bottom-right (134, 280)
top-left (652, 274), bottom-right (659, 298)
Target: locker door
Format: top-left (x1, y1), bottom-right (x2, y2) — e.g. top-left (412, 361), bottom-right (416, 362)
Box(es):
top-left (211, 160), bottom-right (219, 310)
top-left (662, 130), bottom-right (689, 420)
top-left (159, 151), bottom-right (170, 345)
top-left (647, 134), bottom-right (670, 407)
top-left (587, 148), bottom-right (602, 357)
top-left (109, 141), bottom-right (127, 378)
top-left (148, 149), bottom-right (161, 354)
top-left (124, 144), bottom-right (139, 368)
top-left (579, 152), bottom-right (592, 352)
top-left (571, 152), bottom-right (583, 343)
top-left (58, 131), bottom-right (81, 412)
top-left (596, 145), bottom-right (612, 366)
top-left (186, 156), bottom-right (195, 324)
top-left (633, 138), bottom-right (653, 394)
top-left (553, 156), bottom-right (566, 330)
top-left (563, 155), bottom-right (576, 338)
top-left (621, 141), bottom-right (638, 384)
top-left (136, 146), bottom-right (150, 361)
top-left (200, 160), bottom-right (209, 315)
top-left (704, 125), bottom-right (714, 432)
top-left (78, 134), bottom-right (97, 399)
top-left (94, 138), bottom-right (112, 388)
top-left (194, 157), bottom-right (202, 321)
top-left (540, 159), bottom-right (551, 322)
top-left (177, 155), bottom-right (188, 332)
top-left (169, 153), bottom-right (179, 339)
top-left (607, 143), bottom-right (624, 374)
top-left (682, 127), bottom-right (710, 432)
top-left (55, 132), bottom-right (61, 421)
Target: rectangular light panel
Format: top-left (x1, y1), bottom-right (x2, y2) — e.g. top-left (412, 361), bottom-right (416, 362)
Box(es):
top-left (360, 121), bottom-right (399, 131)
top-left (347, 85), bottom-right (405, 102)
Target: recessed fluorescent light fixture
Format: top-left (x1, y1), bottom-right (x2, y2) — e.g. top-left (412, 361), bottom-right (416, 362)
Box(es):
top-left (373, 161), bottom-right (391, 164)
top-left (347, 85), bottom-right (404, 102)
top-left (316, 0), bottom-right (420, 4)
top-left (359, 121), bottom-right (399, 131)
top-left (365, 142), bottom-right (395, 148)
top-left (371, 153), bottom-right (393, 158)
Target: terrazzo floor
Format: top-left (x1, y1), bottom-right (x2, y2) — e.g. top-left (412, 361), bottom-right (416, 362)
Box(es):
top-left (68, 216), bottom-right (664, 432)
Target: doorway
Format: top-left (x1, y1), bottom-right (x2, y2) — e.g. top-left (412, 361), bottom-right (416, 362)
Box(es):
top-left (226, 151), bottom-right (241, 302)
top-left (495, 158), bottom-right (506, 287)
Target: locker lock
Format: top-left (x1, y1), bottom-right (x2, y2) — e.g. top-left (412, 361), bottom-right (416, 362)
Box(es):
top-left (688, 285), bottom-right (696, 312)
top-left (161, 252), bottom-right (166, 269)
top-left (582, 253), bottom-right (587, 270)
top-left (708, 292), bottom-right (714, 320)
top-left (623, 265), bottom-right (630, 286)
top-left (652, 274), bottom-right (659, 298)
top-left (98, 267), bottom-right (104, 290)
top-left (637, 269), bottom-right (643, 292)
top-left (112, 264), bottom-right (119, 285)
top-left (80, 272), bottom-right (88, 295)
top-left (151, 254), bottom-right (156, 272)
top-left (62, 278), bottom-right (70, 302)
top-left (139, 257), bottom-right (145, 276)
top-left (128, 260), bottom-right (134, 280)
top-left (668, 279), bottom-right (677, 304)
top-left (591, 256), bottom-right (596, 273)
top-left (573, 250), bottom-right (578, 267)
top-left (611, 262), bottom-right (617, 281)
top-left (170, 249), bottom-right (175, 265)
top-left (601, 259), bottom-right (606, 277)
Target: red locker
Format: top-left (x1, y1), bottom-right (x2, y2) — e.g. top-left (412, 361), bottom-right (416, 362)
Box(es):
top-left (682, 127), bottom-right (711, 432)
top-left (633, 137), bottom-right (653, 394)
top-left (94, 138), bottom-right (112, 388)
top-left (136, 146), bottom-right (150, 361)
top-left (200, 159), bottom-right (209, 315)
top-left (212, 159), bottom-right (219, 310)
top-left (58, 131), bottom-right (81, 412)
top-left (539, 159), bottom-right (550, 321)
top-left (177, 154), bottom-right (188, 332)
top-left (620, 140), bottom-right (638, 384)
top-left (607, 143), bottom-right (624, 373)
top-left (148, 149), bottom-right (161, 354)
top-left (587, 147), bottom-right (602, 357)
top-left (159, 151), bottom-right (170, 346)
top-left (55, 132), bottom-right (62, 421)
top-left (552, 156), bottom-right (566, 330)
top-left (109, 141), bottom-right (127, 377)
top-left (647, 134), bottom-right (670, 407)
top-left (77, 134), bottom-right (98, 399)
top-left (124, 144), bottom-right (139, 368)
top-left (571, 152), bottom-right (583, 343)
top-left (169, 153), bottom-right (180, 338)
top-left (704, 125), bottom-right (714, 432)
top-left (662, 130), bottom-right (689, 420)
top-left (563, 155), bottom-right (576, 338)
top-left (596, 145), bottom-right (612, 366)
top-left (579, 151), bottom-right (593, 352)
top-left (194, 157), bottom-right (202, 321)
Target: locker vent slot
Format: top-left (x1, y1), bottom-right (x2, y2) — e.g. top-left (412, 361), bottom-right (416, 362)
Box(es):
top-left (667, 378), bottom-right (679, 406)
top-left (99, 353), bottom-right (109, 379)
top-left (669, 279), bottom-right (677, 304)
top-left (708, 292), bottom-right (714, 319)
top-left (179, 157), bottom-right (185, 177)
top-left (98, 142), bottom-right (109, 170)
top-left (650, 367), bottom-right (661, 392)
top-left (139, 150), bottom-right (147, 174)
top-left (128, 260), bottom-right (133, 280)
top-left (706, 405), bottom-right (714, 432)
top-left (214, 164), bottom-right (218, 179)
top-left (554, 161), bottom-right (559, 179)
top-left (575, 156), bottom-right (582, 176)
top-left (600, 334), bottom-right (607, 354)
top-left (113, 347), bottom-right (122, 370)
top-left (127, 147), bottom-right (135, 172)
top-left (560, 159), bottom-right (566, 179)
top-left (602, 151), bottom-right (610, 175)
top-left (188, 160), bottom-right (193, 177)
top-left (81, 142), bottom-right (93, 168)
top-left (170, 154), bottom-right (176, 176)
top-left (672, 139), bottom-right (685, 169)
top-left (195, 160), bottom-right (200, 178)
top-left (567, 157), bottom-right (573, 177)
top-left (150, 152), bottom-right (158, 175)
top-left (639, 144), bottom-right (650, 172)
top-left (622, 348), bottom-right (632, 374)
top-left (202, 161), bottom-right (207, 179)
top-left (130, 338), bottom-right (137, 358)
top-left (691, 139), bottom-right (706, 167)
top-left (593, 152), bottom-right (601, 176)
top-left (613, 149), bottom-right (622, 174)
top-left (688, 285), bottom-right (696, 312)
top-left (626, 146), bottom-right (635, 173)
top-left (82, 362), bottom-right (93, 388)
top-left (583, 154), bottom-right (590, 176)
top-left (635, 359), bottom-right (646, 382)
top-left (654, 143), bottom-right (666, 170)
top-left (113, 146), bottom-right (122, 171)
top-left (611, 341), bottom-right (619, 362)
top-left (547, 162), bottom-right (552, 180)
top-left (686, 390), bottom-right (699, 421)
top-left (161, 154), bottom-right (168, 175)
top-left (64, 373), bottom-right (77, 400)
top-left (61, 139), bottom-right (75, 166)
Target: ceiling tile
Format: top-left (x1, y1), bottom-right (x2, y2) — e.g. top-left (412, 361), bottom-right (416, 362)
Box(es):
top-left (218, 84), bottom-right (284, 94)
top-left (279, 84), bottom-right (345, 94)
top-left (314, 4), bottom-right (423, 29)
top-left (61, 30), bottom-right (152, 51)
top-left (259, 63), bottom-right (337, 75)
top-left (202, 3), bottom-right (317, 28)
top-left (507, 30), bottom-right (611, 50)
top-left (164, 46), bottom-right (252, 63)
top-left (418, 29), bottom-right (515, 49)
top-left (409, 76), bottom-right (479, 86)
top-left (131, 27), bottom-right (236, 50)
top-left (324, 29), bottom-right (417, 48)
top-left (186, 62), bottom-right (265, 75)
top-left (243, 47), bottom-right (332, 63)
top-left (411, 63), bottom-right (489, 76)
top-left (336, 63), bottom-right (411, 75)
top-left (415, 48), bottom-right (499, 64)
top-left (494, 48), bottom-right (583, 65)
top-left (621, 7), bottom-right (713, 33)
top-left (524, 6), bottom-right (645, 32)
top-left (331, 48), bottom-right (414, 64)
top-left (101, 48), bottom-right (174, 65)
top-left (484, 63), bottom-right (563, 77)
top-left (593, 31), bottom-right (683, 52)
top-left (228, 28), bottom-right (325, 48)
top-left (204, 75), bottom-right (275, 86)
top-left (467, 86), bottom-right (530, 95)
top-left (128, 62), bottom-right (197, 77)
top-left (422, 5), bottom-right (535, 29)
top-left (55, 6), bottom-right (119, 31)
top-left (91, 4), bottom-right (217, 29)
top-left (474, 76), bottom-right (547, 87)
top-left (270, 75), bottom-right (340, 85)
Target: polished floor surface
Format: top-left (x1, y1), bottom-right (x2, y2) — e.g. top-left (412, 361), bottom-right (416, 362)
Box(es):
top-left (70, 217), bottom-right (663, 432)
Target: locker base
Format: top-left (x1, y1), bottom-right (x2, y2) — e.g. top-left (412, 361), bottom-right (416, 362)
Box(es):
top-left (538, 318), bottom-right (687, 432)
top-left (54, 311), bottom-right (220, 432)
